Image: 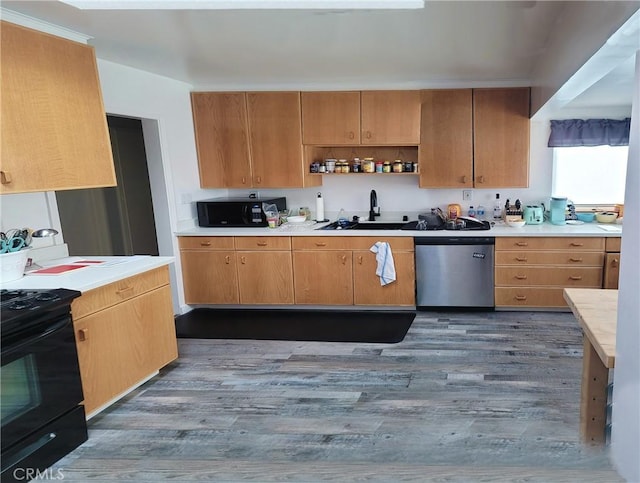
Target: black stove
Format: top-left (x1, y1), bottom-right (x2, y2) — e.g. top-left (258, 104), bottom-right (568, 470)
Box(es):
top-left (1, 287), bottom-right (86, 482)
top-left (1, 288), bottom-right (82, 345)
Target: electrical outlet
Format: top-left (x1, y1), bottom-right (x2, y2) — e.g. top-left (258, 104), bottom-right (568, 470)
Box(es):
top-left (463, 190), bottom-right (472, 201)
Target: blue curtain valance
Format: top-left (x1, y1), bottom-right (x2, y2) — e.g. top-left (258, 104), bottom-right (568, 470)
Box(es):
top-left (548, 118), bottom-right (631, 147)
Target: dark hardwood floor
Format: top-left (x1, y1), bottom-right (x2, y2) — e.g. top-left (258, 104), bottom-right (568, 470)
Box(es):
top-left (52, 310), bottom-right (621, 482)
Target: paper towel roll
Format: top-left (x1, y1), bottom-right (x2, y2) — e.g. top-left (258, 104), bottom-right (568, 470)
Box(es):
top-left (316, 192), bottom-right (325, 221)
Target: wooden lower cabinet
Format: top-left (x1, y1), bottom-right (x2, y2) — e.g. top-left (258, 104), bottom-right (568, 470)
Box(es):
top-left (179, 236), bottom-right (294, 305)
top-left (292, 236), bottom-right (415, 306)
top-left (603, 253), bottom-right (620, 289)
top-left (237, 250), bottom-right (294, 304)
top-left (353, 250), bottom-right (415, 306)
top-left (293, 250), bottom-right (354, 305)
top-left (179, 235), bottom-right (415, 306)
top-left (72, 267), bottom-right (177, 416)
top-left (603, 238), bottom-right (621, 289)
top-left (495, 237), bottom-right (604, 309)
top-left (181, 250), bottom-right (239, 304)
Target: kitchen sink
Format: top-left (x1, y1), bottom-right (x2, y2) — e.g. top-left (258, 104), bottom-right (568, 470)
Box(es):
top-left (316, 221), bottom-right (408, 230)
top-left (350, 222), bottom-right (407, 230)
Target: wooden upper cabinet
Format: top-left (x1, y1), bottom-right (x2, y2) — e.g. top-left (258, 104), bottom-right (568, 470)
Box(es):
top-left (192, 91), bottom-right (318, 189)
top-left (301, 91), bottom-right (361, 145)
top-left (301, 90), bottom-right (421, 145)
top-left (1, 21), bottom-right (116, 194)
top-left (419, 89), bottom-right (473, 188)
top-left (191, 92), bottom-right (251, 188)
top-left (473, 88), bottom-right (530, 188)
top-left (246, 92), bottom-right (305, 188)
top-left (361, 90), bottom-right (421, 145)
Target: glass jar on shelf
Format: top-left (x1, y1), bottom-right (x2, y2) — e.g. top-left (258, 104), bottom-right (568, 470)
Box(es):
top-left (363, 158), bottom-right (375, 173)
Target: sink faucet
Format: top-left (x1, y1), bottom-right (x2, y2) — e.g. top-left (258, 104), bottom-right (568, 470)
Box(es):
top-left (369, 189), bottom-right (380, 221)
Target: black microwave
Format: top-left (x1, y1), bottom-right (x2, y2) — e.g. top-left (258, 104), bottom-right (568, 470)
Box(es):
top-left (196, 197), bottom-right (287, 227)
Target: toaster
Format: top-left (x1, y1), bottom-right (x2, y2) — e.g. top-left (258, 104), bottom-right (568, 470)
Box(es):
top-left (523, 205), bottom-right (544, 225)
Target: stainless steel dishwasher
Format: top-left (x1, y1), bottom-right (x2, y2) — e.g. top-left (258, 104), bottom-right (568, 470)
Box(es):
top-left (415, 237), bottom-right (495, 308)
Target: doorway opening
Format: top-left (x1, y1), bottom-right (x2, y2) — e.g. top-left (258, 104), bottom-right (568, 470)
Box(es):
top-left (56, 115), bottom-right (159, 256)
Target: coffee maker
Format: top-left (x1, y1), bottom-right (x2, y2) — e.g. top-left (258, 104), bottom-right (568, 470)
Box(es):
top-left (549, 197), bottom-right (567, 225)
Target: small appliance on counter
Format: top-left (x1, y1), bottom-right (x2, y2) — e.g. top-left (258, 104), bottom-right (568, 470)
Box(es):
top-left (549, 197), bottom-right (568, 225)
top-left (523, 205), bottom-right (544, 225)
top-left (196, 196), bottom-right (286, 227)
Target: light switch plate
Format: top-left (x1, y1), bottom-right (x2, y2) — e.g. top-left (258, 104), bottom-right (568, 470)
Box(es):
top-left (463, 190), bottom-right (472, 201)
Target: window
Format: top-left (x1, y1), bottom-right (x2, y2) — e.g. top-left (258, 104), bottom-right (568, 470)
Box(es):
top-left (552, 146), bottom-right (628, 205)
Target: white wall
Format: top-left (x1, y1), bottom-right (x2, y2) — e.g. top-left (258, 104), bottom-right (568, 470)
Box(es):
top-left (95, 59), bottom-right (228, 312)
top-left (611, 51), bottom-right (640, 482)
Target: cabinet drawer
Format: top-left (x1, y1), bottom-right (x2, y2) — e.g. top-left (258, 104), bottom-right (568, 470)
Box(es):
top-left (495, 287), bottom-right (568, 308)
top-left (292, 236), bottom-right (413, 251)
top-left (344, 237), bottom-right (414, 251)
top-left (495, 251), bottom-right (604, 267)
top-left (605, 237), bottom-right (621, 252)
top-left (496, 237), bottom-right (604, 251)
top-left (495, 266), bottom-right (602, 287)
top-left (178, 236), bottom-right (234, 250)
top-left (293, 237), bottom-right (356, 250)
top-left (72, 266), bottom-right (170, 320)
top-left (234, 236), bottom-right (291, 250)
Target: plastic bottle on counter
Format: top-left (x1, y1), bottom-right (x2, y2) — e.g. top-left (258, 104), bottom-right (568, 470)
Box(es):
top-left (468, 206), bottom-right (476, 217)
top-left (493, 193), bottom-right (502, 220)
top-left (476, 205), bottom-right (485, 220)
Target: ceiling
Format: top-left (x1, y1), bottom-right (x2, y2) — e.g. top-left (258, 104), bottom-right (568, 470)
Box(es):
top-left (2, 1), bottom-right (638, 114)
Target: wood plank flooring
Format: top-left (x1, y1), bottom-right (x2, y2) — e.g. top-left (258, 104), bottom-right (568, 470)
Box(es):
top-left (52, 311), bottom-right (622, 482)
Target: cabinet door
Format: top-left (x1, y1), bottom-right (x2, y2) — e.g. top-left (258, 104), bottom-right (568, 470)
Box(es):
top-left (236, 251), bottom-right (294, 304)
top-left (419, 89), bottom-right (473, 188)
top-left (293, 251), bottom-right (353, 304)
top-left (353, 250), bottom-right (415, 306)
top-left (180, 250), bottom-right (239, 304)
top-left (247, 92), bottom-right (306, 188)
top-left (74, 286), bottom-right (177, 415)
top-left (473, 88), bottom-right (530, 188)
top-left (191, 92), bottom-right (251, 188)
top-left (603, 253), bottom-right (620, 289)
top-left (1, 22), bottom-right (116, 194)
top-left (361, 90), bottom-right (421, 145)
top-left (301, 92), bottom-right (361, 145)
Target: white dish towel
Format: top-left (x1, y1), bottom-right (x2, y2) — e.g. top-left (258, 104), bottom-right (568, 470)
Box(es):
top-left (370, 241), bottom-right (396, 286)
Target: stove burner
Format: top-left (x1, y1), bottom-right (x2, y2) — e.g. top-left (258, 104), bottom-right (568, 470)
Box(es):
top-left (7, 300), bottom-right (34, 310)
top-left (35, 292), bottom-right (59, 302)
top-left (1, 289), bottom-right (27, 301)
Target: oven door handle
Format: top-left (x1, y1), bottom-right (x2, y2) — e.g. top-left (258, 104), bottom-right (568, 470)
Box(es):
top-left (3, 317), bottom-right (71, 356)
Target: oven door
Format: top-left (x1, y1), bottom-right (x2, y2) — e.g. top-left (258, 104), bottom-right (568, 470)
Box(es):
top-left (1, 314), bottom-right (84, 452)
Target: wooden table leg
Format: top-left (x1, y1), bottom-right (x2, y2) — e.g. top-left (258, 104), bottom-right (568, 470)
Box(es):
top-left (580, 335), bottom-right (609, 444)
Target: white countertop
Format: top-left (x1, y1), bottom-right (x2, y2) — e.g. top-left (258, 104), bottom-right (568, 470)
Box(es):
top-left (1, 255), bottom-right (174, 292)
top-left (176, 221), bottom-right (622, 238)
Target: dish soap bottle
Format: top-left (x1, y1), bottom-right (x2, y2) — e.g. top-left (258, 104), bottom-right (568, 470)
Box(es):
top-left (493, 193), bottom-right (502, 220)
top-left (476, 205), bottom-right (485, 221)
